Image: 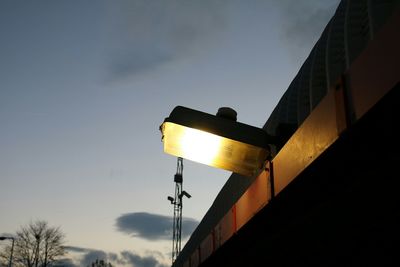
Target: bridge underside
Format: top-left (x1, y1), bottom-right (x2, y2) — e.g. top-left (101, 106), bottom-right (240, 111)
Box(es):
top-left (200, 84), bottom-right (399, 266)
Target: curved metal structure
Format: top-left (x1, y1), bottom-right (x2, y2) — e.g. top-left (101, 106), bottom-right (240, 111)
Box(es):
top-left (265, 0), bottom-right (399, 136)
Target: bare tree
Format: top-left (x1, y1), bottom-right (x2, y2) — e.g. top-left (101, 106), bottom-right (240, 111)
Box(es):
top-left (0, 220), bottom-right (65, 267)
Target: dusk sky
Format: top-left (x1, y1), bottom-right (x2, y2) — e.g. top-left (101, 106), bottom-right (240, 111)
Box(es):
top-left (0, 1), bottom-right (339, 266)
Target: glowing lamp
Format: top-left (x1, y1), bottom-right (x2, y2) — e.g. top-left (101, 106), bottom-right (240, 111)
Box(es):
top-left (160, 106), bottom-right (272, 177)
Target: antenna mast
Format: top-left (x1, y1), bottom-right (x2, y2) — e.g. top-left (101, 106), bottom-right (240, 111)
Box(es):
top-left (167, 157), bottom-right (190, 264)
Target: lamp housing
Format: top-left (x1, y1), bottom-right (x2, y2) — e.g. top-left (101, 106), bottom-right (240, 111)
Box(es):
top-left (160, 106), bottom-right (272, 177)
top-left (167, 196), bottom-right (175, 204)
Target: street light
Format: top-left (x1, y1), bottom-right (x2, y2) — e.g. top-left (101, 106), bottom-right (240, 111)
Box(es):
top-left (0, 236), bottom-right (15, 267)
top-left (160, 106), bottom-right (276, 177)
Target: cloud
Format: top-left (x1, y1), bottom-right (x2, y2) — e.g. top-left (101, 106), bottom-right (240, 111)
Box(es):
top-left (121, 251), bottom-right (168, 267)
top-left (115, 212), bottom-right (198, 241)
top-left (102, 1), bottom-right (341, 81)
top-left (64, 246), bottom-right (107, 266)
top-left (80, 250), bottom-right (109, 266)
top-left (63, 247), bottom-right (168, 267)
top-left (274, 0), bottom-right (340, 59)
top-left (105, 0), bottom-right (228, 80)
top-left (56, 258), bottom-right (79, 267)
top-left (64, 246), bottom-right (109, 266)
top-left (64, 246), bottom-right (92, 253)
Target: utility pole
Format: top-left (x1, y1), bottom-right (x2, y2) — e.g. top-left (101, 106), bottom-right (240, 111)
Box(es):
top-left (167, 157), bottom-right (191, 264)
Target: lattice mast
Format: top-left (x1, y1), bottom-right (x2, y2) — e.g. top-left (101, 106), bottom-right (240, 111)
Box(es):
top-left (168, 157), bottom-right (191, 264)
top-left (167, 157), bottom-right (183, 264)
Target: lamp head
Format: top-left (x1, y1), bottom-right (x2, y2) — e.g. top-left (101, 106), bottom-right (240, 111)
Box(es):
top-left (160, 106), bottom-right (272, 177)
top-left (180, 191), bottom-right (191, 199)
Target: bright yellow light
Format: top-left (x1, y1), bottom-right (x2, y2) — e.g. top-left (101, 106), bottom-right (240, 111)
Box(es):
top-left (161, 122), bottom-right (269, 176)
top-left (180, 127), bottom-right (222, 166)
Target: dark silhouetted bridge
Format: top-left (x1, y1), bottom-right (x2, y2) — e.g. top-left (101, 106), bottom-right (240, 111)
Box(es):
top-left (173, 1), bottom-right (400, 266)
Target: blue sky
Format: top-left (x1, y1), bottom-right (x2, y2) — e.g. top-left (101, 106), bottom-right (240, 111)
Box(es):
top-left (0, 1), bottom-right (339, 266)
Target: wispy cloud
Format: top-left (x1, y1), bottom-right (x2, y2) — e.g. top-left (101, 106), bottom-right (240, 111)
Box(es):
top-left (115, 212), bottom-right (198, 241)
top-left (105, 0), bottom-right (228, 81)
top-left (274, 0), bottom-right (340, 59)
top-left (104, 0), bottom-right (341, 80)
